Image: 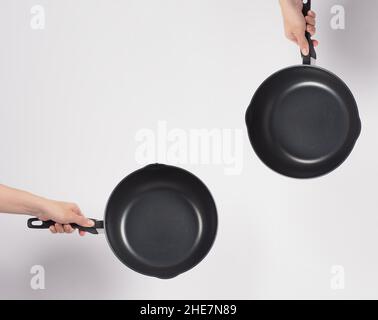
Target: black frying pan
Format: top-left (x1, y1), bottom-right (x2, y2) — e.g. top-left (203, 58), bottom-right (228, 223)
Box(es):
top-left (28, 164), bottom-right (218, 279)
top-left (245, 0), bottom-right (361, 179)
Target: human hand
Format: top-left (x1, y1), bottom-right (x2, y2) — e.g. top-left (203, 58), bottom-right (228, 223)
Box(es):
top-left (279, 0), bottom-right (318, 55)
top-left (37, 200), bottom-right (94, 236)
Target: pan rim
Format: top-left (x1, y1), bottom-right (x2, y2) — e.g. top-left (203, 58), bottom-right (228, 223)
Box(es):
top-left (245, 64), bottom-right (362, 179)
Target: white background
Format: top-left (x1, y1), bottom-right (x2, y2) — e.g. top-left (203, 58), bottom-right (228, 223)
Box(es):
top-left (0, 0), bottom-right (377, 299)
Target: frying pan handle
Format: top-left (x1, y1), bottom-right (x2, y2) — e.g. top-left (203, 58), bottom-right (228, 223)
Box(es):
top-left (301, 0), bottom-right (317, 65)
top-left (27, 218), bottom-right (104, 235)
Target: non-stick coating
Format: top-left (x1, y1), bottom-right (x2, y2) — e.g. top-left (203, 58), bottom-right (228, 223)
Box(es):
top-left (246, 65), bottom-right (361, 178)
top-left (104, 164), bottom-right (218, 279)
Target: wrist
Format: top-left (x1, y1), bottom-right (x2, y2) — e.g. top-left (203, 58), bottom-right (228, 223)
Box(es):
top-left (27, 195), bottom-right (51, 218)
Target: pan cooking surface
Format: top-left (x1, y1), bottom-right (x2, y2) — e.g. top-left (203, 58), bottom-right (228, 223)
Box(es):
top-left (271, 83), bottom-right (349, 161)
top-left (123, 189), bottom-right (200, 267)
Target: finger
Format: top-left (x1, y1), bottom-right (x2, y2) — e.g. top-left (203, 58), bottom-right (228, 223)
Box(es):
top-left (79, 230), bottom-right (86, 237)
top-left (68, 203), bottom-right (94, 227)
top-left (72, 214), bottom-right (95, 228)
top-left (305, 16), bottom-right (316, 26)
top-left (55, 223), bottom-right (64, 233)
top-left (71, 203), bottom-right (82, 216)
top-left (285, 32), bottom-right (297, 43)
top-left (49, 226), bottom-right (57, 234)
top-left (297, 34), bottom-right (309, 56)
top-left (63, 224), bottom-right (74, 233)
top-left (312, 39), bottom-right (319, 47)
top-left (307, 10), bottom-right (316, 18)
top-left (306, 25), bottom-right (316, 36)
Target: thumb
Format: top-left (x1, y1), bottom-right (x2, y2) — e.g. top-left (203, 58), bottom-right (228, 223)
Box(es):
top-left (72, 214), bottom-right (95, 227)
top-left (297, 34), bottom-right (309, 56)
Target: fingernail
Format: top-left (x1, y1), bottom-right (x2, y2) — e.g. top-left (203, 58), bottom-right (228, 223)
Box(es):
top-left (302, 48), bottom-right (309, 55)
top-left (87, 219), bottom-right (95, 226)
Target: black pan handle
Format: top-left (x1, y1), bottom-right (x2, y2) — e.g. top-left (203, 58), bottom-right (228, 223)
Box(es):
top-left (27, 218), bottom-right (104, 235)
top-left (301, 0), bottom-right (317, 65)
